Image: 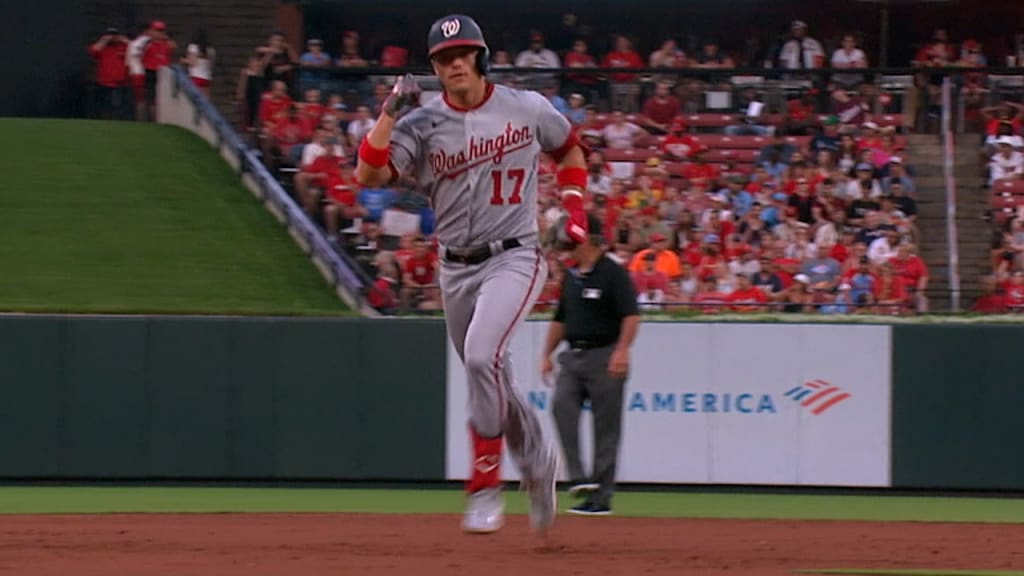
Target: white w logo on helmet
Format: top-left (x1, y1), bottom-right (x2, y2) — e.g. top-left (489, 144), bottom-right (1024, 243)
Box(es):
top-left (440, 18), bottom-right (461, 38)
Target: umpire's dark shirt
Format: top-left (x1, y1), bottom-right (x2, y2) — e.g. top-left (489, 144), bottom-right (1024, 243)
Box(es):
top-left (554, 255), bottom-right (639, 345)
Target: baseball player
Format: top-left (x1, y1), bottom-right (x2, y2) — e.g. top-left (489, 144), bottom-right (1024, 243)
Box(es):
top-left (354, 14), bottom-right (591, 535)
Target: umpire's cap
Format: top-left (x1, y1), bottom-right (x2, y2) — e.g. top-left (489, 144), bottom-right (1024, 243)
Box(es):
top-left (427, 14), bottom-right (490, 73)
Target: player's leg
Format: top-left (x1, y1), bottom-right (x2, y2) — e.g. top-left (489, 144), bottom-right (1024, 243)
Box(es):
top-left (464, 247), bottom-right (556, 532)
top-left (582, 346), bottom-right (626, 514)
top-left (551, 349), bottom-right (590, 490)
top-left (437, 262), bottom-right (501, 533)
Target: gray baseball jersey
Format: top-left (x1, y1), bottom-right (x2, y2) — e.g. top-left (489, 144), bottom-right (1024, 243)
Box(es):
top-left (389, 83), bottom-right (574, 249)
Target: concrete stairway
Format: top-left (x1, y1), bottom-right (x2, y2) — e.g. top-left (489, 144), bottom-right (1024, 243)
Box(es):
top-left (88, 0), bottom-right (277, 127)
top-left (905, 134), bottom-right (992, 312)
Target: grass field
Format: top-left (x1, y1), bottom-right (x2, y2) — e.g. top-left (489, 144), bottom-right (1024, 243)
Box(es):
top-left (0, 118), bottom-right (347, 316)
top-left (2, 486), bottom-right (1023, 523)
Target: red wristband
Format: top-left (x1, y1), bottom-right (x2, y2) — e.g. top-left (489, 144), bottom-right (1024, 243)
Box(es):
top-left (358, 137), bottom-right (390, 168)
top-left (557, 166), bottom-right (587, 190)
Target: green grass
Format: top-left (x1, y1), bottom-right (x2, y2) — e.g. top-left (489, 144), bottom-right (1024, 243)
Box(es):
top-left (0, 118), bottom-right (348, 316)
top-left (2, 487), bottom-right (1024, 523)
top-left (794, 571), bottom-right (1024, 576)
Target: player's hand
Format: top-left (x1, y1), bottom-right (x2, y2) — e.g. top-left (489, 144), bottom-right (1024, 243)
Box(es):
top-left (608, 347), bottom-right (629, 378)
top-left (540, 356), bottom-right (555, 387)
top-left (383, 74), bottom-right (421, 119)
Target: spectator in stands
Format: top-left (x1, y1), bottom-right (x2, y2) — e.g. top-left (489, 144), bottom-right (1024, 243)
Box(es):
top-left (882, 157), bottom-right (916, 193)
top-left (558, 94), bottom-right (584, 125)
top-left (401, 238), bottom-right (441, 312)
top-left (847, 256), bottom-right (878, 309)
top-left (633, 252), bottom-right (671, 311)
top-left (810, 204), bottom-right (838, 247)
top-left (971, 275), bottom-right (1007, 314)
top-left (261, 105), bottom-right (309, 170)
top-left (724, 88), bottom-right (773, 137)
top-left (487, 50), bottom-right (515, 86)
top-left (346, 105), bottom-right (376, 148)
top-left (542, 82), bottom-right (570, 115)
top-left (870, 129), bottom-right (904, 170)
top-left (891, 243), bottom-right (929, 313)
top-left (780, 274), bottom-right (815, 313)
top-left (875, 264), bottom-right (907, 314)
top-left (182, 27), bottom-right (215, 98)
top-left (586, 152), bottom-right (613, 197)
top-left (88, 27), bottom-right (129, 120)
top-left (868, 227), bottom-right (901, 265)
top-left (808, 116), bottom-right (842, 156)
top-left (982, 114), bottom-right (1024, 154)
top-left (299, 38), bottom-right (332, 94)
top-left (516, 31), bottom-right (561, 69)
top-left (778, 21), bottom-right (824, 70)
top-left (817, 178), bottom-right (847, 222)
top-left (649, 38), bottom-right (687, 68)
top-left (140, 21), bottom-right (176, 122)
top-left (661, 119), bottom-right (698, 162)
top-left (295, 126), bottom-right (345, 217)
top-left (562, 39), bottom-right (599, 100)
top-left (981, 102), bottom-right (1024, 144)
top-left (336, 31), bottom-right (370, 103)
top-left (726, 274), bottom-right (768, 312)
top-left (831, 89), bottom-right (871, 129)
top-left (629, 233), bottom-right (681, 279)
top-left (127, 25), bottom-right (152, 121)
top-left (846, 163), bottom-right (883, 200)
top-left (258, 31), bottom-right (297, 88)
top-left (785, 90), bottom-right (818, 136)
top-left (693, 41), bottom-right (735, 68)
top-left (236, 52), bottom-right (266, 132)
top-left (323, 179), bottom-right (367, 243)
top-left (296, 88), bottom-right (325, 134)
top-left (602, 35), bottom-right (645, 112)
top-left (259, 80), bottom-right (292, 136)
top-left (988, 136), bottom-right (1024, 186)
top-left (801, 244), bottom-right (842, 292)
top-left (367, 252), bottom-right (400, 315)
top-left (831, 34), bottom-right (868, 90)
top-left (752, 257), bottom-right (784, 298)
top-left (758, 133), bottom-right (798, 167)
top-left (641, 82), bottom-right (681, 133)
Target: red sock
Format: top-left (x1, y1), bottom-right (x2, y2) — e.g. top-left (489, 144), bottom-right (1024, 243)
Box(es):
top-left (467, 427), bottom-right (502, 493)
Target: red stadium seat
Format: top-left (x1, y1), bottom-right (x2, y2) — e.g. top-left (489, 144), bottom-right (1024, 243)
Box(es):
top-left (995, 179), bottom-right (1024, 195)
top-left (603, 148), bottom-right (660, 163)
top-left (876, 114), bottom-right (904, 128)
top-left (683, 114), bottom-right (736, 128)
top-left (703, 149), bottom-right (760, 163)
top-left (693, 134), bottom-right (770, 149)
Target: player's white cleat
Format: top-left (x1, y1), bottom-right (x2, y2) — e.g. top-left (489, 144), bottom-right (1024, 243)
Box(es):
top-left (525, 445), bottom-right (558, 534)
top-left (461, 487), bottom-right (504, 534)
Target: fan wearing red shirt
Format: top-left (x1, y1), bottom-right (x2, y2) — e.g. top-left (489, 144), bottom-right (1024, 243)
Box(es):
top-left (681, 148), bottom-right (721, 188)
top-left (141, 21), bottom-right (176, 118)
top-left (890, 244), bottom-right (929, 312)
top-left (1004, 271), bottom-right (1024, 312)
top-left (726, 274), bottom-right (768, 313)
top-left (88, 28), bottom-right (129, 119)
top-left (368, 266), bottom-right (400, 315)
top-left (641, 82), bottom-right (681, 132)
top-left (972, 276), bottom-right (1008, 314)
top-left (402, 238), bottom-right (441, 311)
top-left (692, 280), bottom-right (728, 314)
top-left (601, 35), bottom-right (644, 84)
top-left (875, 266), bottom-right (907, 314)
top-left (632, 253), bottom-right (671, 298)
top-left (661, 119), bottom-right (699, 162)
top-left (259, 80), bottom-right (293, 133)
top-left (297, 88), bottom-right (326, 134)
top-left (563, 39), bottom-right (598, 95)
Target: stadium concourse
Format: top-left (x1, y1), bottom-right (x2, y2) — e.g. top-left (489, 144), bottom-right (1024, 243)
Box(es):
top-left (136, 22), bottom-right (1023, 317)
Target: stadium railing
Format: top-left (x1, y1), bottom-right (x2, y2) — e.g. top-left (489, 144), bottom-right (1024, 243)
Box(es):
top-left (156, 65), bottom-right (377, 315)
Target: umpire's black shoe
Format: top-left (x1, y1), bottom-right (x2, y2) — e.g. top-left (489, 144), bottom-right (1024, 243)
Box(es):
top-left (567, 501), bottom-right (612, 516)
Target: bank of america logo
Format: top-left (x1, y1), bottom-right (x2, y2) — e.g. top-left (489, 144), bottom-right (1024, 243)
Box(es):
top-left (783, 380), bottom-right (851, 415)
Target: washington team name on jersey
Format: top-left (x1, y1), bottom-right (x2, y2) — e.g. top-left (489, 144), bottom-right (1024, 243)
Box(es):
top-left (429, 123), bottom-right (534, 179)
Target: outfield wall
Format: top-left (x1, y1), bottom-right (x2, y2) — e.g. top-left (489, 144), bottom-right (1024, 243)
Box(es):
top-left (0, 316), bottom-right (1020, 490)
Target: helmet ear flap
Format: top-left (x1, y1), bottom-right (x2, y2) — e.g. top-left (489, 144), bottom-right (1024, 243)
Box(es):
top-left (477, 47), bottom-right (490, 75)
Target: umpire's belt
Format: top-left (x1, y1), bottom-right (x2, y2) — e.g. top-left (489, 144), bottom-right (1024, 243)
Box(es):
top-left (568, 339), bottom-right (616, 351)
top-left (443, 238), bottom-right (522, 266)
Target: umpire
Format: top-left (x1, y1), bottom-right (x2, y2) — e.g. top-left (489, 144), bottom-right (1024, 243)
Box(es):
top-left (541, 212), bottom-right (640, 516)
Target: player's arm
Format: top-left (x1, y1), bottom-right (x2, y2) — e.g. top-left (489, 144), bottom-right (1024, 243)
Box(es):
top-left (535, 92), bottom-right (591, 243)
top-left (355, 74), bottom-right (421, 188)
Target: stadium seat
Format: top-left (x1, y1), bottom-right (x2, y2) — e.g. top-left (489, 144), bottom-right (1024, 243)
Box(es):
top-left (703, 149), bottom-right (759, 163)
top-left (994, 179), bottom-right (1024, 195)
top-left (693, 135), bottom-right (770, 149)
top-left (683, 114), bottom-right (736, 128)
top-left (603, 148), bottom-right (660, 163)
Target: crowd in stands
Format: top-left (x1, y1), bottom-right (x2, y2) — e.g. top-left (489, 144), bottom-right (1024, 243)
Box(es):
top-left (90, 16), bottom-right (1024, 315)
top-left (228, 23), bottom-right (944, 316)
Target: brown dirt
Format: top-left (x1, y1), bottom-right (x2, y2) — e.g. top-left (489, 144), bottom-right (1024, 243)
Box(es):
top-left (0, 514), bottom-right (1022, 576)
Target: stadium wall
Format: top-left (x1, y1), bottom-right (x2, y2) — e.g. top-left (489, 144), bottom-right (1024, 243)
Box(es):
top-left (1, 315), bottom-right (1020, 490)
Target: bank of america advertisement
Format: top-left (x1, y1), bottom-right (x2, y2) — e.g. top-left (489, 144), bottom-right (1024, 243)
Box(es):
top-left (446, 322), bottom-right (892, 487)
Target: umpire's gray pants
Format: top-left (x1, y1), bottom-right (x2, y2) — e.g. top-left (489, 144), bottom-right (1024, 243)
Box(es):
top-left (551, 344), bottom-right (626, 507)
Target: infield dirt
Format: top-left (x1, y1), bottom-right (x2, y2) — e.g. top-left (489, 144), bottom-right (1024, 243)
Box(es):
top-left (1, 513), bottom-right (1022, 575)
